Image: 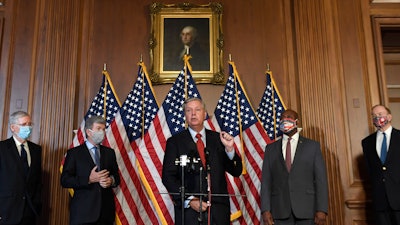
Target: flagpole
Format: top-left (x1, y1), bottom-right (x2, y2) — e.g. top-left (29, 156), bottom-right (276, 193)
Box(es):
top-left (103, 69), bottom-right (108, 120)
top-left (229, 59), bottom-right (247, 175)
top-left (266, 64), bottom-right (277, 140)
top-left (140, 61), bottom-right (146, 138)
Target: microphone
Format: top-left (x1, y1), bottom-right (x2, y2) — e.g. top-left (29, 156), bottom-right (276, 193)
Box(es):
top-left (204, 147), bottom-right (211, 172)
top-left (187, 148), bottom-right (197, 173)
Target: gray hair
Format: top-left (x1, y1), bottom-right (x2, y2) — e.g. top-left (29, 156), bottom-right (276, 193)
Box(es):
top-left (183, 97), bottom-right (206, 111)
top-left (181, 26), bottom-right (198, 39)
top-left (9, 111), bottom-right (30, 126)
top-left (84, 116), bottom-right (106, 137)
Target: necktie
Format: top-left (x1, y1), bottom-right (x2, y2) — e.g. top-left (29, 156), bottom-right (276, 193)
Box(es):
top-left (20, 144), bottom-right (29, 176)
top-left (381, 133), bottom-right (387, 163)
top-left (196, 133), bottom-right (206, 168)
top-left (93, 146), bottom-right (100, 170)
top-left (285, 137), bottom-right (292, 172)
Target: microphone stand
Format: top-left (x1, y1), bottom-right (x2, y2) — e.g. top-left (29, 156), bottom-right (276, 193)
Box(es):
top-left (175, 155), bottom-right (190, 225)
top-left (205, 148), bottom-right (211, 225)
top-left (198, 166), bottom-right (204, 224)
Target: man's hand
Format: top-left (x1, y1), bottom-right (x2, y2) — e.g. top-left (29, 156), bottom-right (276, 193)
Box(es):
top-left (314, 211), bottom-right (327, 225)
top-left (189, 198), bottom-right (209, 212)
top-left (88, 166), bottom-right (110, 184)
top-left (220, 131), bottom-right (234, 152)
top-left (262, 211), bottom-right (274, 225)
top-left (99, 176), bottom-right (113, 188)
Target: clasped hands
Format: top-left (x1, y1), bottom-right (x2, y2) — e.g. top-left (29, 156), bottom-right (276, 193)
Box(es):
top-left (89, 166), bottom-right (113, 188)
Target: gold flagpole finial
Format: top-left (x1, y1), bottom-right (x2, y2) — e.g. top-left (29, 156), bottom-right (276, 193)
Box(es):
top-left (267, 64), bottom-right (270, 72)
top-left (103, 63), bottom-right (107, 71)
top-left (140, 54), bottom-right (143, 63)
top-left (229, 54), bottom-right (232, 62)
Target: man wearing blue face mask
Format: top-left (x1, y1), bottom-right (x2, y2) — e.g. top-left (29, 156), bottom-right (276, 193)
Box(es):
top-left (0, 111), bottom-right (42, 225)
top-left (61, 116), bottom-right (120, 225)
top-left (362, 104), bottom-right (400, 225)
top-left (260, 109), bottom-right (328, 225)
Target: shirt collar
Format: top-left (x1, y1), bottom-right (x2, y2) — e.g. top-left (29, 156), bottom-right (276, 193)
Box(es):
top-left (13, 136), bottom-right (25, 147)
top-left (380, 125), bottom-right (392, 135)
top-left (85, 140), bottom-right (96, 150)
top-left (283, 130), bottom-right (300, 141)
top-left (188, 127), bottom-right (205, 139)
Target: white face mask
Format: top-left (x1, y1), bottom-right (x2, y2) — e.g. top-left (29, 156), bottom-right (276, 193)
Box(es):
top-left (90, 129), bottom-right (105, 144)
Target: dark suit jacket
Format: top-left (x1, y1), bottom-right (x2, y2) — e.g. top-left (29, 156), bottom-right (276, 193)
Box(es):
top-left (362, 127), bottom-right (400, 211)
top-left (260, 135), bottom-right (328, 219)
top-left (0, 137), bottom-right (42, 225)
top-left (60, 143), bottom-right (120, 225)
top-left (162, 129), bottom-right (242, 225)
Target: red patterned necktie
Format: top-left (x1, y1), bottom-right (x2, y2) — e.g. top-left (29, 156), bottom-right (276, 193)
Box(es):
top-left (196, 133), bottom-right (206, 168)
top-left (286, 137), bottom-right (292, 172)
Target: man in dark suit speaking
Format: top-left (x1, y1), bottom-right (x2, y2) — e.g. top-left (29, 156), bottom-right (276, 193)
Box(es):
top-left (162, 97), bottom-right (242, 225)
top-left (61, 116), bottom-right (120, 225)
top-left (362, 104), bottom-right (400, 225)
top-left (260, 109), bottom-right (328, 225)
top-left (0, 111), bottom-right (42, 225)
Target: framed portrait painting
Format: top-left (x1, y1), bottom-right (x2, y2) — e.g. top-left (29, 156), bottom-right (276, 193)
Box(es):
top-left (149, 2), bottom-right (225, 84)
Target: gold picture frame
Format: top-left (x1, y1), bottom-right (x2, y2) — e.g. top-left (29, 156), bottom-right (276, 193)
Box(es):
top-left (149, 2), bottom-right (225, 85)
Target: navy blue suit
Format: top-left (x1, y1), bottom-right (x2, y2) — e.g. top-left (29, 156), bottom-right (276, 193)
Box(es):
top-left (61, 144), bottom-right (120, 225)
top-left (362, 128), bottom-right (400, 211)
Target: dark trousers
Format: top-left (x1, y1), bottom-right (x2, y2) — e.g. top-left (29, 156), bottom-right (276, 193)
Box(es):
top-left (274, 212), bottom-right (314, 225)
top-left (376, 210), bottom-right (400, 225)
top-left (18, 204), bottom-right (36, 225)
top-left (175, 204), bottom-right (228, 225)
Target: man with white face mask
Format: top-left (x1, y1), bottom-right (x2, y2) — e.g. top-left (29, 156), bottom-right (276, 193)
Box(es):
top-left (260, 109), bottom-right (328, 225)
top-left (61, 116), bottom-right (120, 225)
top-left (362, 105), bottom-right (400, 225)
top-left (0, 111), bottom-right (42, 225)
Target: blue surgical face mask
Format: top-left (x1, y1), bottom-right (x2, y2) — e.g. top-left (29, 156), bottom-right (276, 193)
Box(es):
top-left (18, 126), bottom-right (32, 140)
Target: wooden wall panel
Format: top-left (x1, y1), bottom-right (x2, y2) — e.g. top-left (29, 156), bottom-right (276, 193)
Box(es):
top-left (33, 0), bottom-right (85, 224)
top-left (291, 0), bottom-right (347, 224)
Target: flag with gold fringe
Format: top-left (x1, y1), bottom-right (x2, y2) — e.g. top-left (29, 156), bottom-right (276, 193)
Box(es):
top-left (205, 61), bottom-right (273, 225)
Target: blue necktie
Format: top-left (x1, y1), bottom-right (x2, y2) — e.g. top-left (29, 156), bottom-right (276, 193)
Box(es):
top-left (381, 133), bottom-right (387, 163)
top-left (20, 144), bottom-right (29, 176)
top-left (93, 146), bottom-right (100, 170)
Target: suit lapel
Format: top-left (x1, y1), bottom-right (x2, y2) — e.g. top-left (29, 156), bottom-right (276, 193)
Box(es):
top-left (291, 136), bottom-right (305, 170)
top-left (7, 138), bottom-right (27, 178)
top-left (387, 128), bottom-right (400, 163)
top-left (276, 139), bottom-right (287, 170)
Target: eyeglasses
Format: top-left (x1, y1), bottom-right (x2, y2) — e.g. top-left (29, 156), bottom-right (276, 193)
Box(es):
top-left (15, 122), bottom-right (33, 126)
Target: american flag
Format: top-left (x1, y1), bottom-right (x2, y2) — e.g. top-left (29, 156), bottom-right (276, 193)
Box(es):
top-left (256, 70), bottom-right (286, 141)
top-left (136, 58), bottom-right (202, 224)
top-left (69, 70), bottom-right (121, 147)
top-left (104, 62), bottom-right (160, 224)
top-left (205, 61), bottom-right (272, 225)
